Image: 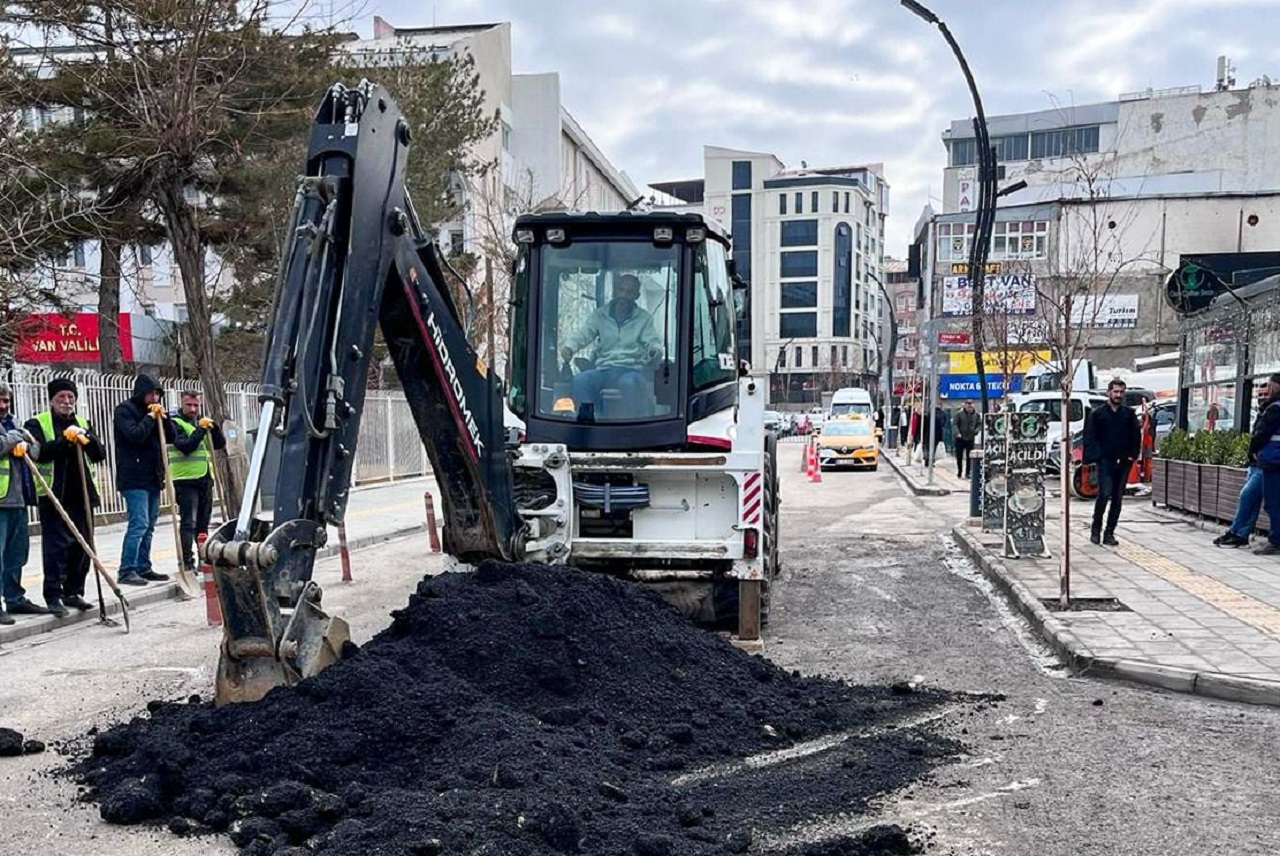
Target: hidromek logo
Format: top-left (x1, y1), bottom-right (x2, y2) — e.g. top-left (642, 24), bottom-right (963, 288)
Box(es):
top-left (425, 309), bottom-right (485, 458)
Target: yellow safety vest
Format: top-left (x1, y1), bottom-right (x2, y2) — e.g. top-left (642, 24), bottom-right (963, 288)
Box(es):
top-left (34, 411), bottom-right (99, 498)
top-left (168, 416), bottom-right (211, 481)
top-left (0, 451), bottom-right (9, 500)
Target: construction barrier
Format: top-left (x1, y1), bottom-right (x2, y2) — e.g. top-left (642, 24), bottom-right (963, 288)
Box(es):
top-left (197, 532), bottom-right (222, 627)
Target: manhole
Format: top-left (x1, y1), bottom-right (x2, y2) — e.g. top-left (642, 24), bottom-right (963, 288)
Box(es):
top-left (1038, 597), bottom-right (1131, 613)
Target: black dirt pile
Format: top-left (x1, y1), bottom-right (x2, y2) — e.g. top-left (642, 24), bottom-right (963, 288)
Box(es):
top-left (0, 727), bottom-right (46, 757)
top-left (72, 562), bottom-right (966, 854)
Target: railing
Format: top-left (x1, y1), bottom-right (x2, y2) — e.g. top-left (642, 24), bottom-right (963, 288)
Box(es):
top-left (6, 365), bottom-right (428, 521)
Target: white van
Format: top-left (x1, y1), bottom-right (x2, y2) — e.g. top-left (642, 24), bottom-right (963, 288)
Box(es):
top-left (829, 387), bottom-right (874, 420)
top-left (1015, 390), bottom-right (1108, 472)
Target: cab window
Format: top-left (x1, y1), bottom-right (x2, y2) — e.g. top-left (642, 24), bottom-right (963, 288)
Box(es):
top-left (691, 240), bottom-right (736, 391)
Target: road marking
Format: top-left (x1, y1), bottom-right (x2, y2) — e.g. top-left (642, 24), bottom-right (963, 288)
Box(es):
top-left (1108, 536), bottom-right (1280, 638)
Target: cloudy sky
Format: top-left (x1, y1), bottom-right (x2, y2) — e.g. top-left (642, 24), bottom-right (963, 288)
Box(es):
top-left (368, 0), bottom-right (1280, 254)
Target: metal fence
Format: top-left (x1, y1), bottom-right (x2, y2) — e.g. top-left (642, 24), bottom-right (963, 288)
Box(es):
top-left (6, 365), bottom-right (428, 520)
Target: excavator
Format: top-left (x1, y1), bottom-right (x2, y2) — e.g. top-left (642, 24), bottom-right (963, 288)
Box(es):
top-left (205, 81), bottom-right (781, 705)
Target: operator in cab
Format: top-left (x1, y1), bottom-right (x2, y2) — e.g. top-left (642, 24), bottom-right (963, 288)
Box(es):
top-left (560, 273), bottom-right (663, 420)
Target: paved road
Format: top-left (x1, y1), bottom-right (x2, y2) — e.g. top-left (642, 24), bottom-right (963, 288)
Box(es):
top-left (767, 444), bottom-right (1280, 855)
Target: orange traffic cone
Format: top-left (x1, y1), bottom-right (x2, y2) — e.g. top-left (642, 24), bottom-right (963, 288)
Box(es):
top-left (198, 532), bottom-right (222, 627)
top-left (810, 443), bottom-right (823, 483)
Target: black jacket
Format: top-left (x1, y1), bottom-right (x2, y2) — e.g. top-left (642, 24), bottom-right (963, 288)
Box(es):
top-left (1249, 394), bottom-right (1280, 469)
top-left (25, 410), bottom-right (107, 508)
top-left (954, 407), bottom-right (981, 441)
top-left (113, 374), bottom-right (177, 492)
top-left (1083, 402), bottom-right (1141, 464)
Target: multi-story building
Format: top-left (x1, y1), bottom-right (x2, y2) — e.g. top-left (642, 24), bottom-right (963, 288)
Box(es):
top-left (884, 258), bottom-right (915, 380)
top-left (652, 146), bottom-right (890, 407)
top-left (926, 80), bottom-right (1280, 391)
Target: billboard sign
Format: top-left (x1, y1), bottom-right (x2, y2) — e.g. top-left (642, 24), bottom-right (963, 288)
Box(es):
top-left (943, 274), bottom-right (1037, 316)
top-left (938, 373), bottom-right (1024, 399)
top-left (1071, 294), bottom-right (1139, 329)
top-left (16, 313), bottom-right (135, 364)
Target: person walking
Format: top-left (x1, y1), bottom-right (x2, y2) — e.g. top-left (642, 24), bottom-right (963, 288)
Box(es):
top-left (24, 379), bottom-right (108, 617)
top-left (113, 374), bottom-right (175, 586)
top-left (1250, 372), bottom-right (1280, 556)
top-left (0, 383), bottom-right (42, 624)
top-left (1082, 378), bottom-right (1141, 546)
top-left (1214, 376), bottom-right (1280, 547)
top-left (953, 400), bottom-right (981, 479)
top-left (168, 391), bottom-right (226, 574)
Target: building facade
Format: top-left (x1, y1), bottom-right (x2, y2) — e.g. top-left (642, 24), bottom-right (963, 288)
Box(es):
top-left (653, 147), bottom-right (890, 407)
top-left (927, 81), bottom-right (1280, 393)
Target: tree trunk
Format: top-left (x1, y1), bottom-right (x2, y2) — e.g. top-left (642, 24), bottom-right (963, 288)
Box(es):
top-left (97, 239), bottom-right (125, 372)
top-left (155, 176), bottom-right (245, 510)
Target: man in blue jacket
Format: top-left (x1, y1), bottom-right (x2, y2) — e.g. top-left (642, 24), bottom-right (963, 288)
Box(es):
top-left (1082, 378), bottom-right (1141, 546)
top-left (1250, 372), bottom-right (1280, 556)
top-left (113, 374), bottom-right (177, 586)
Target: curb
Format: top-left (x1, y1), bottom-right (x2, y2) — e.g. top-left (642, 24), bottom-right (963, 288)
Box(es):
top-left (950, 525), bottom-right (1280, 709)
top-left (883, 451), bottom-right (951, 497)
top-left (0, 523), bottom-right (429, 647)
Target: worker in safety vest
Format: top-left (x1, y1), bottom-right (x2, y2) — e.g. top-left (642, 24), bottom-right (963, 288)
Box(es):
top-left (23, 378), bottom-right (107, 618)
top-left (169, 391), bottom-right (226, 573)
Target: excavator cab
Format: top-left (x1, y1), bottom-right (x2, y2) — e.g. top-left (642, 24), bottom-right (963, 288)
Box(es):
top-left (506, 213), bottom-right (741, 452)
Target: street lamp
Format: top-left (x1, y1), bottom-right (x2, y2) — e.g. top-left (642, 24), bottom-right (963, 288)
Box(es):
top-left (901, 0), bottom-right (997, 414)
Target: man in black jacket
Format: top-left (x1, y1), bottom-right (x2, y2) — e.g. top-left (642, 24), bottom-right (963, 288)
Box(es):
top-left (1250, 371), bottom-right (1280, 556)
top-left (1082, 378), bottom-right (1142, 546)
top-left (114, 374), bottom-right (177, 586)
top-left (953, 400), bottom-right (981, 478)
top-left (24, 379), bottom-right (109, 617)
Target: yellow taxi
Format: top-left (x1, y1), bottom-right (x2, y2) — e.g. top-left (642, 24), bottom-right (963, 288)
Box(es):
top-left (815, 416), bottom-right (879, 470)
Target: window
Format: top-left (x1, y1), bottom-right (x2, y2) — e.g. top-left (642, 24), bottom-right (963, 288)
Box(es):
top-left (72, 242), bottom-right (86, 269)
top-left (732, 160), bottom-right (752, 190)
top-left (811, 191), bottom-right (819, 213)
top-left (449, 231), bottom-right (465, 256)
top-left (794, 192), bottom-right (804, 214)
top-left (832, 223), bottom-right (853, 338)
top-left (780, 313), bottom-right (817, 338)
top-left (138, 245), bottom-right (153, 266)
top-left (991, 220), bottom-right (1049, 260)
top-left (780, 250), bottom-right (818, 278)
top-left (781, 282), bottom-right (817, 308)
top-left (950, 138), bottom-right (977, 166)
top-left (779, 194), bottom-right (787, 215)
top-left (780, 219), bottom-right (818, 247)
top-left (992, 134), bottom-right (1029, 162)
top-left (832, 191), bottom-right (839, 213)
top-left (842, 345), bottom-right (849, 366)
top-left (830, 345), bottom-right (838, 367)
top-left (778, 348), bottom-right (786, 368)
top-left (811, 345), bottom-right (819, 366)
top-left (844, 192), bottom-right (850, 214)
top-left (501, 122), bottom-right (512, 152)
top-left (731, 194), bottom-right (753, 363)
top-left (1030, 125), bottom-right (1100, 159)
top-left (794, 346), bottom-right (802, 367)
top-left (692, 240), bottom-right (737, 390)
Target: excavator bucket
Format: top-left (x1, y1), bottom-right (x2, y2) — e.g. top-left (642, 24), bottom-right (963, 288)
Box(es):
top-left (213, 580), bottom-right (350, 706)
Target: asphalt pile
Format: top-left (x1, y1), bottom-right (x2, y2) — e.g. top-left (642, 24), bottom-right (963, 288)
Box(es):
top-left (0, 727), bottom-right (46, 757)
top-left (73, 562), bottom-right (961, 854)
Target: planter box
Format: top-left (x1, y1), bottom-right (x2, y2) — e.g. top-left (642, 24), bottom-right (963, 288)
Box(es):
top-left (1151, 458), bottom-right (1169, 506)
top-left (1165, 460), bottom-right (1189, 512)
top-left (1217, 466), bottom-right (1248, 524)
top-left (1196, 464), bottom-right (1218, 519)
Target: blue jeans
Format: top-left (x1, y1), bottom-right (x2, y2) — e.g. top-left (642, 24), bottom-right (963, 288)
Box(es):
top-left (0, 506), bottom-right (30, 607)
top-left (571, 367), bottom-right (649, 419)
top-left (1264, 469), bottom-right (1280, 547)
top-left (119, 489), bottom-right (160, 576)
top-left (1229, 466), bottom-right (1264, 538)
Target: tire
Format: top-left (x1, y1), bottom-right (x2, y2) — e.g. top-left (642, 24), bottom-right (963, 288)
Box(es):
top-left (869, 464), bottom-right (878, 472)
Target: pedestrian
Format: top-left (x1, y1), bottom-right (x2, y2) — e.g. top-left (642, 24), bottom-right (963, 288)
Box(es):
top-left (0, 383), bottom-right (43, 624)
top-left (1215, 379), bottom-right (1280, 547)
top-left (168, 391), bottom-right (226, 573)
top-left (1250, 372), bottom-right (1280, 556)
top-left (24, 378), bottom-right (108, 617)
top-left (954, 400), bottom-right (981, 479)
top-left (113, 374), bottom-right (175, 586)
top-left (1082, 378), bottom-right (1141, 546)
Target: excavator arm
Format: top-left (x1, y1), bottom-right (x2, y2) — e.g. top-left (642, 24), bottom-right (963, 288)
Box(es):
top-left (206, 81), bottom-right (525, 704)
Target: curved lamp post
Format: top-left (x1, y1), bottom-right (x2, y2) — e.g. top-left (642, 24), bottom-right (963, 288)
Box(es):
top-left (901, 0), bottom-right (997, 414)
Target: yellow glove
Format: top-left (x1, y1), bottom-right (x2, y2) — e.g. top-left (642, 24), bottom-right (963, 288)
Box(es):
top-left (63, 426), bottom-right (89, 445)
top-left (148, 403), bottom-right (166, 419)
top-left (198, 417), bottom-right (215, 429)
top-left (12, 442), bottom-right (26, 458)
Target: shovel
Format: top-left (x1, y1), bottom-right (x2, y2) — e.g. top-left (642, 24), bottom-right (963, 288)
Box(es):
top-left (154, 411), bottom-right (198, 598)
top-left (74, 444), bottom-right (120, 628)
top-left (206, 429), bottom-right (231, 524)
top-left (21, 452), bottom-right (129, 632)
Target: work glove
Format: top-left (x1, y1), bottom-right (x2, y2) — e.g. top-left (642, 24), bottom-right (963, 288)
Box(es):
top-left (198, 417), bottom-right (215, 430)
top-left (148, 403), bottom-right (166, 419)
top-left (62, 426), bottom-right (89, 445)
top-left (12, 441), bottom-right (27, 458)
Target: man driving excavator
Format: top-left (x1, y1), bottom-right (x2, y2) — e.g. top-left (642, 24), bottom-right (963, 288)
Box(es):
top-left (560, 273), bottom-right (664, 420)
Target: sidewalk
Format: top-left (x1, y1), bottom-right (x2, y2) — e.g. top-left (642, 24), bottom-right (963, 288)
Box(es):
top-left (882, 443), bottom-right (967, 496)
top-left (0, 476), bottom-right (436, 645)
top-left (940, 478), bottom-right (1280, 706)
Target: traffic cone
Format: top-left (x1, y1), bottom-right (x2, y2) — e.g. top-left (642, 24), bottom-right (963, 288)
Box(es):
top-left (810, 443), bottom-right (823, 483)
top-left (198, 532), bottom-right (222, 627)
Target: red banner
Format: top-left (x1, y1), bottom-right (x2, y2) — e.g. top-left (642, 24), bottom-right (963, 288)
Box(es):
top-left (15, 313), bottom-right (134, 363)
top-left (937, 331), bottom-right (971, 346)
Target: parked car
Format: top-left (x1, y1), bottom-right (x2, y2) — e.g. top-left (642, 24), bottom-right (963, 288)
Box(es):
top-left (763, 410), bottom-right (784, 434)
top-left (815, 417), bottom-right (879, 470)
